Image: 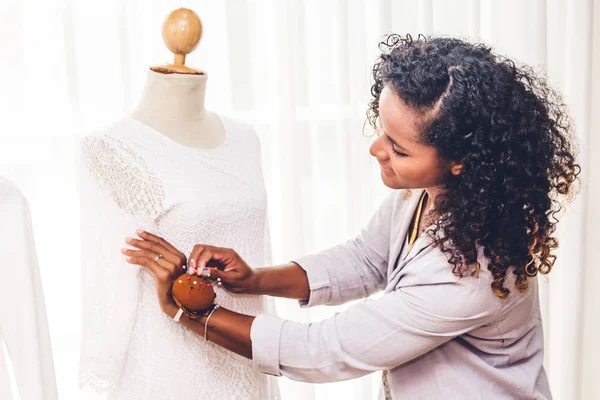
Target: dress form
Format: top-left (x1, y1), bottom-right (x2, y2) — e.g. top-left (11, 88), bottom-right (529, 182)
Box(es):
top-left (131, 8), bottom-right (226, 149)
top-left (79, 8), bottom-right (278, 398)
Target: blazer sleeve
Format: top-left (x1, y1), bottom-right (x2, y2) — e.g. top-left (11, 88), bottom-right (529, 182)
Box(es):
top-left (250, 262), bottom-right (500, 381)
top-left (292, 191), bottom-right (397, 307)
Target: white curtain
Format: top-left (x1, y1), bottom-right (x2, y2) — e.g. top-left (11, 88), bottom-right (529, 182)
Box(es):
top-left (0, 0), bottom-right (596, 399)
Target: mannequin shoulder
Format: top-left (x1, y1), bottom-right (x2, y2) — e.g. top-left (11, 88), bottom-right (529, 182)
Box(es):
top-left (79, 118), bottom-right (150, 172)
top-left (79, 126), bottom-right (165, 218)
top-left (80, 117), bottom-right (136, 152)
top-left (218, 114), bottom-right (262, 148)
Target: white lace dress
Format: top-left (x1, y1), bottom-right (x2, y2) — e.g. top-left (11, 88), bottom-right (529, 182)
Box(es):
top-left (78, 115), bottom-right (279, 400)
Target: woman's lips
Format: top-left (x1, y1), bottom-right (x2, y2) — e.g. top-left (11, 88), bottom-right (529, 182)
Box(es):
top-left (379, 164), bottom-right (394, 175)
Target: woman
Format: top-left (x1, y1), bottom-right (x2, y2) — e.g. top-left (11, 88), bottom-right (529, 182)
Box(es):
top-left (122, 35), bottom-right (580, 399)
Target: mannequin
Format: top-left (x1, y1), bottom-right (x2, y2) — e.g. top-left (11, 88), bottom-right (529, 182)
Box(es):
top-left (131, 8), bottom-right (226, 149)
top-left (78, 7), bottom-right (278, 399)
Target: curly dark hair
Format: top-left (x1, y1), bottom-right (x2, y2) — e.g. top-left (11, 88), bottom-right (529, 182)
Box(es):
top-left (367, 34), bottom-right (581, 298)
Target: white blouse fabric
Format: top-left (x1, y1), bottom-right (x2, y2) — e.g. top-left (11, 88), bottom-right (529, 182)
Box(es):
top-left (0, 177), bottom-right (58, 400)
top-left (78, 116), bottom-right (278, 400)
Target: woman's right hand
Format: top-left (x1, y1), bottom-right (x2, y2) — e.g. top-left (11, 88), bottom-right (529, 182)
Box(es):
top-left (188, 245), bottom-right (262, 295)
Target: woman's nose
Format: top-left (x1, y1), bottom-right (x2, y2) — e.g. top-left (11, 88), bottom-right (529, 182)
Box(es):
top-left (369, 132), bottom-right (389, 160)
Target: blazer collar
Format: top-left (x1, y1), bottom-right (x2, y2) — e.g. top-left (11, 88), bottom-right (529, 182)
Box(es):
top-left (387, 189), bottom-right (433, 281)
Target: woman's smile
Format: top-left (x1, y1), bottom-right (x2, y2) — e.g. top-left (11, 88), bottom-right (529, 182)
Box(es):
top-left (379, 163), bottom-right (395, 175)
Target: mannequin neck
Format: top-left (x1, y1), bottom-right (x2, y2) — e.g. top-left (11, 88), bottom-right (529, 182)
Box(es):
top-left (130, 69), bottom-right (227, 149)
top-left (133, 69), bottom-right (208, 121)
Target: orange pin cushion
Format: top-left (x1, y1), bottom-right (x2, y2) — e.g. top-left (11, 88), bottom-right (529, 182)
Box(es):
top-left (171, 274), bottom-right (216, 317)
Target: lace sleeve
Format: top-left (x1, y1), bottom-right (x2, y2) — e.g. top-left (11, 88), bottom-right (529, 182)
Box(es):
top-left (78, 134), bottom-right (164, 393)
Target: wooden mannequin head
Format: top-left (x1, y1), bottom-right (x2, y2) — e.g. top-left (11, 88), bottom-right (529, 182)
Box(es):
top-left (151, 8), bottom-right (204, 75)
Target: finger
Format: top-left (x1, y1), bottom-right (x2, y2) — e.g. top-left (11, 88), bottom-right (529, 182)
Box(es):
top-left (125, 256), bottom-right (170, 282)
top-left (188, 245), bottom-right (208, 270)
top-left (206, 269), bottom-right (249, 293)
top-left (189, 245), bottom-right (219, 272)
top-left (195, 264), bottom-right (216, 279)
top-left (136, 230), bottom-right (182, 256)
top-left (195, 247), bottom-right (218, 271)
top-left (126, 236), bottom-right (171, 258)
top-left (201, 267), bottom-right (231, 282)
top-left (125, 237), bottom-right (181, 266)
top-left (195, 258), bottom-right (225, 275)
top-left (189, 246), bottom-right (234, 275)
top-left (122, 249), bottom-right (178, 273)
top-left (195, 267), bottom-right (228, 289)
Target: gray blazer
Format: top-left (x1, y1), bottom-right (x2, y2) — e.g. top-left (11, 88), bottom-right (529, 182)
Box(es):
top-left (250, 189), bottom-right (551, 399)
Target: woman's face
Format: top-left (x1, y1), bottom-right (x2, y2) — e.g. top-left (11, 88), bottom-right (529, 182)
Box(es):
top-left (369, 85), bottom-right (453, 191)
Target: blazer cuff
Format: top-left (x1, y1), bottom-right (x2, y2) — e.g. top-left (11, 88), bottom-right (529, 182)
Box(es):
top-left (291, 257), bottom-right (332, 308)
top-left (250, 314), bottom-right (286, 377)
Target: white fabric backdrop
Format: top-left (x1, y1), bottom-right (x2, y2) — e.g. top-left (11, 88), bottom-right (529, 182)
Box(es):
top-left (0, 0), bottom-right (596, 399)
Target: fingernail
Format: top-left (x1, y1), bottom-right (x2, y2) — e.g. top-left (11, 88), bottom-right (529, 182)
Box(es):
top-left (189, 266), bottom-right (197, 275)
top-left (136, 229), bottom-right (144, 235)
top-left (121, 248), bottom-right (128, 254)
top-left (125, 237), bottom-right (133, 244)
top-left (126, 257), bottom-right (132, 262)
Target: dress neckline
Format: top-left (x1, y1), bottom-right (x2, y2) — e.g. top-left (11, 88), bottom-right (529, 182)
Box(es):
top-left (126, 113), bottom-right (231, 154)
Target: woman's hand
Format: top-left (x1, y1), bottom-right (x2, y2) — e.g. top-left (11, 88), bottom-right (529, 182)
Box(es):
top-left (122, 230), bottom-right (187, 313)
top-left (188, 245), bottom-right (261, 295)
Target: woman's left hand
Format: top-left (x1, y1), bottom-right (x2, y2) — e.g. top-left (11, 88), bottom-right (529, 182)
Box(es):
top-left (122, 230), bottom-right (187, 313)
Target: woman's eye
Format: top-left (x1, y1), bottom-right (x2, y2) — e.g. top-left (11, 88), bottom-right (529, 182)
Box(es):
top-left (393, 148), bottom-right (408, 157)
top-left (384, 134), bottom-right (408, 156)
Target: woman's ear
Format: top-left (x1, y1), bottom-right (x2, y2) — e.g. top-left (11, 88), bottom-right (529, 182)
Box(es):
top-left (451, 162), bottom-right (464, 176)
